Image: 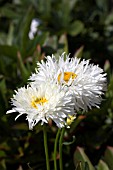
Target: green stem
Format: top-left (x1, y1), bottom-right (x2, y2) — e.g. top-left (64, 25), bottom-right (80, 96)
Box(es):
top-left (43, 126), bottom-right (50, 170)
top-left (59, 128), bottom-right (65, 170)
top-left (54, 129), bottom-right (61, 170)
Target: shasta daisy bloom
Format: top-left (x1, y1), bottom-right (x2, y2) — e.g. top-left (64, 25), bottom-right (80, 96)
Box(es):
top-left (6, 83), bottom-right (74, 130)
top-left (29, 52), bottom-right (107, 112)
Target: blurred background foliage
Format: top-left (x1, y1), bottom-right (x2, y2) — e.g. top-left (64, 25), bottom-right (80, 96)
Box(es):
top-left (0, 0), bottom-right (113, 169)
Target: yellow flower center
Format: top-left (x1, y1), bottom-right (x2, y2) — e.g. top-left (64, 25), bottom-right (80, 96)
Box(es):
top-left (58, 72), bottom-right (77, 83)
top-left (31, 97), bottom-right (48, 109)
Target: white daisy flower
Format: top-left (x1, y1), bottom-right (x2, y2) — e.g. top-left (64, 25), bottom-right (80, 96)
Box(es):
top-left (29, 52), bottom-right (107, 112)
top-left (6, 83), bottom-right (74, 130)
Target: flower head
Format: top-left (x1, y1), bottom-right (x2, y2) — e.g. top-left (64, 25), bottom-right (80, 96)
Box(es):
top-left (30, 52), bottom-right (107, 112)
top-left (7, 83), bottom-right (74, 129)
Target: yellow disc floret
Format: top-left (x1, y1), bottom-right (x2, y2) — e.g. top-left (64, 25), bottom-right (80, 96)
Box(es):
top-left (31, 97), bottom-right (48, 109)
top-left (58, 72), bottom-right (77, 83)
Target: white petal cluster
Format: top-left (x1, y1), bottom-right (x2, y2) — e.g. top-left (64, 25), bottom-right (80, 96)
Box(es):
top-left (7, 83), bottom-right (74, 129)
top-left (7, 52), bottom-right (107, 129)
top-left (30, 52), bottom-right (107, 112)
top-left (29, 55), bottom-right (58, 84)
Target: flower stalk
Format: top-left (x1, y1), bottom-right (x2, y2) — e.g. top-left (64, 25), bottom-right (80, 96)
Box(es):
top-left (43, 126), bottom-right (50, 170)
top-left (59, 128), bottom-right (65, 170)
top-left (54, 128), bottom-right (61, 170)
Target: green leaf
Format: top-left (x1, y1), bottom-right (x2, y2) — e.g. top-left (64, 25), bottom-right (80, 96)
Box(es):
top-left (54, 34), bottom-right (68, 58)
top-left (0, 6), bottom-right (20, 19)
top-left (17, 52), bottom-right (30, 81)
top-left (27, 32), bottom-right (49, 56)
top-left (74, 147), bottom-right (95, 170)
top-left (104, 146), bottom-right (113, 169)
top-left (105, 13), bottom-right (113, 25)
top-left (0, 159), bottom-right (6, 170)
top-left (20, 6), bottom-right (34, 57)
top-left (0, 45), bottom-right (18, 59)
top-left (0, 32), bottom-right (7, 45)
top-left (35, 0), bottom-right (51, 16)
top-left (68, 20), bottom-right (84, 36)
top-left (0, 79), bottom-right (8, 107)
top-left (7, 23), bottom-right (14, 46)
top-left (84, 162), bottom-right (90, 170)
top-left (104, 60), bottom-right (110, 82)
top-left (96, 0), bottom-right (108, 12)
top-left (104, 60), bottom-right (110, 72)
top-left (97, 160), bottom-right (109, 170)
top-left (0, 150), bottom-right (6, 157)
top-left (42, 35), bottom-right (57, 50)
top-left (69, 0), bottom-right (78, 10)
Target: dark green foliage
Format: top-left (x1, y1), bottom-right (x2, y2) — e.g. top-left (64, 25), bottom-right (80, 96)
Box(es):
top-left (0, 0), bottom-right (113, 169)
